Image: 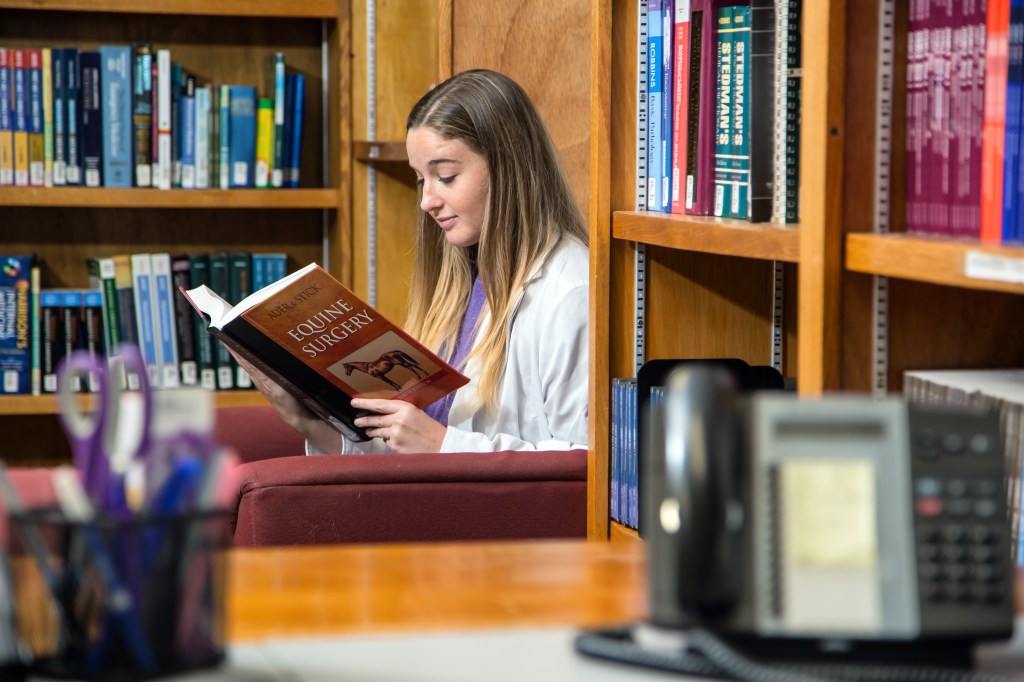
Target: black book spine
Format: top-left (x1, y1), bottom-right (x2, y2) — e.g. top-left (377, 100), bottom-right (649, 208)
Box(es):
top-left (131, 42), bottom-right (153, 187)
top-left (684, 9), bottom-right (704, 209)
top-left (747, 0), bottom-right (775, 223)
top-left (171, 255), bottom-right (198, 385)
top-left (189, 254), bottom-right (217, 390)
top-left (784, 0), bottom-right (801, 223)
top-left (78, 51), bottom-right (102, 187)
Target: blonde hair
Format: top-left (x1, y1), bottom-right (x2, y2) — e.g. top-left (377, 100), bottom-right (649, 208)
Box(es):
top-left (404, 69), bottom-right (588, 411)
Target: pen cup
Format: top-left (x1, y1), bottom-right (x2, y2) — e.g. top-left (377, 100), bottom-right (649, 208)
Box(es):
top-left (7, 508), bottom-right (230, 682)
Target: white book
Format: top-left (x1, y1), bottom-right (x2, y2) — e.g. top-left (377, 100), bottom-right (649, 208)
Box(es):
top-left (156, 49), bottom-right (172, 190)
top-left (150, 253), bottom-right (181, 389)
top-left (195, 85), bottom-right (209, 189)
top-left (130, 253), bottom-right (162, 386)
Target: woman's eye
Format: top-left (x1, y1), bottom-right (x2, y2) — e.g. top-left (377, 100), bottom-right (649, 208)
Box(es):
top-left (415, 177), bottom-right (424, 187)
top-left (439, 175), bottom-right (456, 185)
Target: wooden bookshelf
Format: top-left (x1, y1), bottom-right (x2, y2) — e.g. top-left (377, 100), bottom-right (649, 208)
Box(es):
top-left (0, 1), bottom-right (340, 18)
top-left (614, 211), bottom-right (801, 262)
top-left (0, 390), bottom-right (269, 416)
top-left (0, 188), bottom-right (340, 209)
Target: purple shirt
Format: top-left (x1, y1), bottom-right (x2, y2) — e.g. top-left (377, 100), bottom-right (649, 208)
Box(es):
top-left (423, 276), bottom-right (486, 426)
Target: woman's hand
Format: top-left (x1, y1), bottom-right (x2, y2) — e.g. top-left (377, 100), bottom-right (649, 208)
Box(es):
top-left (228, 349), bottom-right (342, 453)
top-left (352, 398), bottom-right (446, 453)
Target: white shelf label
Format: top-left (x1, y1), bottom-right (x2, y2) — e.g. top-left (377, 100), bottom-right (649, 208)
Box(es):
top-left (964, 251), bottom-right (1024, 285)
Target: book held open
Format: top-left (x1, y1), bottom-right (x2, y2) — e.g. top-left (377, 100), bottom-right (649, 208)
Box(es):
top-left (179, 262), bottom-right (469, 442)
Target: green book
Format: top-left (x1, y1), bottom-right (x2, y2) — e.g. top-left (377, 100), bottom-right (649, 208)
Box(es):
top-left (189, 253), bottom-right (217, 390)
top-left (86, 256), bottom-right (122, 354)
top-left (713, 6), bottom-right (735, 218)
top-left (727, 4), bottom-right (751, 219)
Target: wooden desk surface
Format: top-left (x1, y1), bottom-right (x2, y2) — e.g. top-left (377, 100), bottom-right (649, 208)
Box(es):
top-left (226, 539), bottom-right (1024, 644)
top-left (227, 539), bottom-right (647, 643)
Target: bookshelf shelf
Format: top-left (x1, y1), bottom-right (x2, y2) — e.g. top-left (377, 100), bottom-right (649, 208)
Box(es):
top-left (0, 188), bottom-right (340, 209)
top-left (846, 233), bottom-right (1024, 296)
top-left (613, 211), bottom-right (801, 262)
top-left (609, 521), bottom-right (639, 543)
top-left (353, 141), bottom-right (408, 163)
top-left (0, 0), bottom-right (340, 18)
top-left (0, 390), bottom-right (269, 416)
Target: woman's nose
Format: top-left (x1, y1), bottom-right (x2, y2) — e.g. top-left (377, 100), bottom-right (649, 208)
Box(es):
top-left (420, 184), bottom-right (442, 213)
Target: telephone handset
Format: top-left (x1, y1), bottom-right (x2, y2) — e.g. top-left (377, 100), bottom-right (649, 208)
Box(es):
top-left (578, 364), bottom-right (1017, 682)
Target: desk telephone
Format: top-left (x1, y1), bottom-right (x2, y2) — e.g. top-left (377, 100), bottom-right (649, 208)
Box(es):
top-left (577, 365), bottom-right (1017, 682)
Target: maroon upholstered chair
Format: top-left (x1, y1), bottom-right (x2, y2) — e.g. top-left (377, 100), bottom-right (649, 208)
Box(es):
top-left (214, 405), bottom-right (588, 547)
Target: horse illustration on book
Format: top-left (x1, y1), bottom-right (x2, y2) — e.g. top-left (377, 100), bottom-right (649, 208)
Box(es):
top-left (342, 350), bottom-right (430, 390)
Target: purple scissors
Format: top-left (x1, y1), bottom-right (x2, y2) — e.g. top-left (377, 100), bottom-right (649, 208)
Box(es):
top-left (57, 344), bottom-right (152, 513)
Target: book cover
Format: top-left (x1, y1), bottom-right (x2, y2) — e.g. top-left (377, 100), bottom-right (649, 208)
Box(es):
top-left (772, 0), bottom-right (797, 223)
top-left (60, 289), bottom-right (83, 391)
top-left (228, 251), bottom-right (253, 388)
top-left (646, 0), bottom-right (665, 212)
top-left (747, 0), bottom-right (774, 223)
top-left (170, 63), bottom-right (182, 188)
top-left (967, 6), bottom-right (986, 238)
top-left (209, 85), bottom-right (220, 190)
top-left (12, 49), bottom-right (28, 187)
top-left (781, 0), bottom-right (801, 223)
top-left (229, 85), bottom-right (256, 188)
top-left (194, 85), bottom-right (209, 189)
top-left (208, 252), bottom-right (234, 389)
top-left (82, 289), bottom-right (105, 390)
top-left (40, 289), bottom-right (62, 393)
top-left (255, 97), bottom-right (273, 188)
top-left (156, 49), bottom-right (171, 190)
top-left (981, 0), bottom-right (1012, 243)
top-left (26, 49), bottom-right (44, 187)
top-left (287, 73), bottom-right (304, 187)
top-left (86, 256), bottom-right (121, 353)
top-left (41, 47), bottom-right (53, 187)
top-left (111, 254), bottom-right (138, 352)
top-left (150, 253), bottom-right (180, 389)
top-left (685, 1), bottom-right (719, 215)
top-left (270, 52), bottom-right (286, 188)
top-left (51, 47), bottom-right (66, 186)
top-left (1009, 0), bottom-right (1024, 242)
top-left (0, 255), bottom-right (33, 395)
top-left (78, 50), bottom-right (102, 188)
top-left (171, 254), bottom-right (198, 386)
top-left (180, 262), bottom-right (470, 442)
top-left (131, 42), bottom-right (153, 187)
top-left (713, 6), bottom-right (734, 217)
top-left (928, 3), bottom-right (954, 235)
top-left (130, 253), bottom-right (161, 387)
top-left (64, 48), bottom-right (81, 186)
top-left (188, 254), bottom-right (216, 390)
top-left (180, 72), bottom-right (196, 189)
top-left (0, 48), bottom-right (12, 186)
top-left (98, 45), bottom-right (133, 188)
top-left (669, 1), bottom-right (691, 214)
top-left (30, 263), bottom-right (40, 395)
top-left (659, 0), bottom-right (673, 214)
top-left (219, 84), bottom-right (231, 190)
top-left (727, 4), bottom-right (751, 220)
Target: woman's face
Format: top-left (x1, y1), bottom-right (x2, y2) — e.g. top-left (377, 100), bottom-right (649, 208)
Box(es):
top-left (407, 126), bottom-right (490, 248)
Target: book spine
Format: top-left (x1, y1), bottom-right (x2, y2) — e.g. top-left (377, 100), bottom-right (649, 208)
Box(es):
top-left (150, 53), bottom-right (159, 188)
top-left (86, 256), bottom-right (122, 354)
top-left (229, 85), bottom-right (256, 188)
top-left (747, 0), bottom-right (774, 223)
top-left (30, 263), bottom-right (40, 395)
top-left (686, 2), bottom-right (718, 215)
top-left (130, 253), bottom-right (161, 387)
top-left (188, 254), bottom-right (216, 390)
top-left (782, 0), bottom-right (801, 223)
top-left (171, 63), bottom-right (182, 188)
top-left (728, 4), bottom-right (751, 220)
top-left (0, 255), bottom-right (33, 394)
top-left (171, 255), bottom-right (198, 385)
top-left (228, 252), bottom-right (253, 388)
top-left (82, 289), bottom-right (105, 382)
top-left (41, 47), bottom-right (52, 187)
top-left (948, 5), bottom-right (968, 237)
top-left (131, 43), bottom-right (153, 187)
top-left (209, 85), bottom-right (220, 190)
top-left (255, 97), bottom-right (274, 188)
top-left (0, 48), bottom-right (12, 187)
top-left (60, 289), bottom-right (83, 391)
top-left (219, 85), bottom-right (231, 190)
top-left (12, 49), bottom-right (28, 187)
top-left (181, 73), bottom-right (196, 189)
top-left (51, 48), bottom-right (66, 186)
top-left (208, 253), bottom-right (234, 389)
top-left (79, 51), bottom-right (102, 188)
top-left (1008, 0), bottom-right (1024, 242)
top-left (26, 49), bottom-right (44, 187)
top-left (659, 1), bottom-right (673, 213)
top-left (40, 289), bottom-right (61, 394)
top-left (111, 254), bottom-right (138, 348)
top-left (194, 85), bottom-right (209, 189)
top-left (925, 1), bottom-right (953, 235)
top-left (65, 48), bottom-right (80, 186)
top-left (646, 0), bottom-right (665, 212)
top-left (99, 45), bottom-right (133, 189)
top-left (670, 2), bottom-right (691, 214)
top-left (150, 253), bottom-right (180, 389)
top-left (270, 52), bottom-right (286, 188)
top-left (156, 49), bottom-right (172, 190)
top-left (288, 74), bottom-right (304, 187)
top-left (968, 9), bottom-right (986, 238)
top-left (713, 6), bottom-right (734, 217)
top-left (981, 0), bottom-right (1011, 242)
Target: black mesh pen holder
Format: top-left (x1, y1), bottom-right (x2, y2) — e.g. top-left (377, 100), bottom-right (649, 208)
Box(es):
top-left (8, 507), bottom-right (230, 682)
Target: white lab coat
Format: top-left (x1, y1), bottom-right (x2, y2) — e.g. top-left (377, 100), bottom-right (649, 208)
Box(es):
top-left (308, 237), bottom-right (589, 455)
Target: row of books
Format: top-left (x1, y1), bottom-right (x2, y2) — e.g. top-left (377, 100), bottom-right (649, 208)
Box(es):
top-left (640, 0), bottom-right (801, 223)
top-left (0, 252), bottom-right (289, 396)
top-left (610, 378), bottom-right (639, 529)
top-left (903, 368), bottom-right (1024, 563)
top-left (0, 45), bottom-right (306, 190)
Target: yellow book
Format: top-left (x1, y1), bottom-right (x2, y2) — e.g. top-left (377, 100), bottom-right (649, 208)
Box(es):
top-left (12, 48), bottom-right (28, 186)
top-left (41, 47), bottom-right (53, 187)
top-left (0, 48), bottom-right (13, 186)
top-left (254, 97), bottom-right (273, 188)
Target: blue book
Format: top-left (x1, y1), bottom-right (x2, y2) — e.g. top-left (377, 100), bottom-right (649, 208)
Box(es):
top-left (65, 48), bottom-right (81, 186)
top-left (194, 85), bottom-right (209, 188)
top-left (78, 51), bottom-right (102, 187)
top-left (270, 52), bottom-right (286, 188)
top-left (40, 289), bottom-right (63, 393)
top-left (228, 85), bottom-right (256, 188)
top-left (59, 289), bottom-right (83, 391)
top-left (51, 48), bottom-right (66, 185)
top-left (99, 46), bottom-right (133, 188)
top-left (130, 253), bottom-right (160, 388)
top-left (180, 73), bottom-right (196, 189)
top-left (150, 253), bottom-right (180, 389)
top-left (713, 6), bottom-right (735, 217)
top-left (660, 1), bottom-right (673, 212)
top-left (287, 73), bottom-right (304, 187)
top-left (27, 49), bottom-right (44, 186)
top-left (170, 63), bottom-right (182, 187)
top-left (11, 49), bottom-right (28, 187)
top-left (646, 0), bottom-right (664, 212)
top-left (219, 85), bottom-right (231, 189)
top-left (0, 256), bottom-right (34, 394)
top-left (1004, 0), bottom-right (1024, 242)
top-left (0, 49), bottom-right (12, 186)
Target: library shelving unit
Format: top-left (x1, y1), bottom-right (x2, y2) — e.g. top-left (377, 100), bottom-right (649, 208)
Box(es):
top-left (587, 0), bottom-right (1024, 540)
top-left (0, 0), bottom-right (352, 462)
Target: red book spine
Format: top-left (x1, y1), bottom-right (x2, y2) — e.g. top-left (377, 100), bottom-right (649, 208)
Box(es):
top-left (906, 0), bottom-right (928, 234)
top-left (981, 0), bottom-right (1011, 243)
top-left (967, 5), bottom-right (986, 238)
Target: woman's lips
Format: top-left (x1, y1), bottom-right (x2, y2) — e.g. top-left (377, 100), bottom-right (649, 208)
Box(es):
top-left (436, 216), bottom-right (457, 230)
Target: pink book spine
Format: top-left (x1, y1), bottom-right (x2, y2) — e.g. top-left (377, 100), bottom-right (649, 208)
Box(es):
top-left (926, 0), bottom-right (953, 235)
top-left (670, 2), bottom-right (691, 214)
top-left (686, 0), bottom-right (717, 216)
top-left (966, 1), bottom-right (986, 238)
top-left (906, 0), bottom-right (926, 233)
